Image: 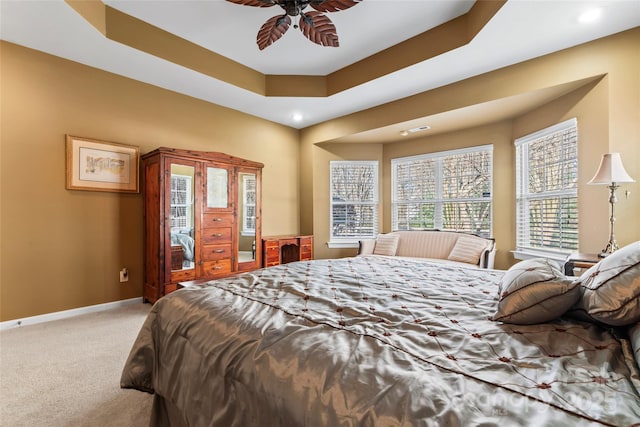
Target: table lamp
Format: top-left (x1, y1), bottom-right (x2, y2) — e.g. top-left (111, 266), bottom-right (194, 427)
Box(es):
top-left (588, 153), bottom-right (635, 257)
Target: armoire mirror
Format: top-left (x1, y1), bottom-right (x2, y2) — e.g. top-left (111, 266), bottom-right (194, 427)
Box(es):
top-left (170, 164), bottom-right (195, 271)
top-left (206, 167), bottom-right (228, 209)
top-left (238, 172), bottom-right (257, 263)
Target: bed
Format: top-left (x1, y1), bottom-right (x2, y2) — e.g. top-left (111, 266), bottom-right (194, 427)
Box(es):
top-left (121, 247), bottom-right (640, 426)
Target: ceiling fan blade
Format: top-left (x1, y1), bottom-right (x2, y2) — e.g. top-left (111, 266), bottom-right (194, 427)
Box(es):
top-left (226, 0), bottom-right (276, 7)
top-left (257, 15), bottom-right (291, 50)
top-left (309, 0), bottom-right (363, 13)
top-left (299, 11), bottom-right (339, 47)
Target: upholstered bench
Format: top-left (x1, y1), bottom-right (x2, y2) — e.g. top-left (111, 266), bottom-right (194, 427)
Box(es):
top-left (358, 230), bottom-right (496, 269)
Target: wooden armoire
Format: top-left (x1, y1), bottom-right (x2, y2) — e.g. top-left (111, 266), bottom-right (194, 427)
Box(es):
top-left (142, 147), bottom-right (263, 303)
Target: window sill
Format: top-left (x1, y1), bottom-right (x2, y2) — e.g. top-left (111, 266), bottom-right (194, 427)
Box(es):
top-left (512, 249), bottom-right (569, 265)
top-left (327, 241), bottom-right (360, 249)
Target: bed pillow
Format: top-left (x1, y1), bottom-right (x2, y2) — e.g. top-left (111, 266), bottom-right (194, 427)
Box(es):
top-left (373, 234), bottom-right (400, 256)
top-left (447, 236), bottom-right (489, 265)
top-left (493, 258), bottom-right (579, 324)
top-left (572, 241), bottom-right (640, 326)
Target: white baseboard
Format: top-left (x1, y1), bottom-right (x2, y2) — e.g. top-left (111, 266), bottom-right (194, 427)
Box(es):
top-left (0, 297), bottom-right (145, 331)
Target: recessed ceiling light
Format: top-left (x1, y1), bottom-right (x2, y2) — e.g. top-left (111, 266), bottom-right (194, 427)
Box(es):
top-left (292, 113), bottom-right (303, 122)
top-left (400, 125), bottom-right (430, 136)
top-left (578, 8), bottom-right (601, 23)
top-left (408, 125), bottom-right (431, 133)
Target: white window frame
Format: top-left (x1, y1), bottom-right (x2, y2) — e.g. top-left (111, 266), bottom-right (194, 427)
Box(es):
top-left (241, 174), bottom-right (256, 236)
top-left (328, 160), bottom-right (379, 248)
top-left (514, 118), bottom-right (578, 261)
top-left (391, 145), bottom-right (493, 237)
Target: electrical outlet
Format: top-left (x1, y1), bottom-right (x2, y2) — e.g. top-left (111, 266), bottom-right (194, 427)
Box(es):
top-left (119, 268), bottom-right (129, 282)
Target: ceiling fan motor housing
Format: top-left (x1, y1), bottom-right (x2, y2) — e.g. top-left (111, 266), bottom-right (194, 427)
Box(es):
top-left (279, 0), bottom-right (311, 16)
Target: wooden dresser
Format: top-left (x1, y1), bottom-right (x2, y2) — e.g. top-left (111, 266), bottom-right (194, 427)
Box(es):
top-left (262, 235), bottom-right (314, 267)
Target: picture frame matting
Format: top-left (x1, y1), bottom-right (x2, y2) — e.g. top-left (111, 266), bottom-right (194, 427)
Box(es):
top-left (65, 135), bottom-right (140, 193)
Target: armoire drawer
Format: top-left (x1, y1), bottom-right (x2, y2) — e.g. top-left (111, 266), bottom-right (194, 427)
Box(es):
top-left (201, 244), bottom-right (232, 261)
top-left (202, 213), bottom-right (234, 228)
top-left (201, 259), bottom-right (232, 277)
top-left (201, 227), bottom-right (232, 244)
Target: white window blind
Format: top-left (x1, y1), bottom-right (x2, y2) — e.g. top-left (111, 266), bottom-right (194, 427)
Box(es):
top-left (170, 174), bottom-right (192, 229)
top-left (242, 174), bottom-right (256, 234)
top-left (515, 118), bottom-right (578, 256)
top-left (330, 161), bottom-right (379, 242)
top-left (392, 145), bottom-right (493, 237)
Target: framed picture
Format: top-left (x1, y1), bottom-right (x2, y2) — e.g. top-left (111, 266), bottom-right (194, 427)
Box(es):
top-left (65, 135), bottom-right (140, 193)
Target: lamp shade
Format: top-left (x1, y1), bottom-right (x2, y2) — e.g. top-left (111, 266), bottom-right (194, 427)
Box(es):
top-left (588, 153), bottom-right (636, 185)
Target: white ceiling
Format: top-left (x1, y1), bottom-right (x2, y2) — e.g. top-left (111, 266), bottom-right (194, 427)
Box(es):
top-left (1, 0), bottom-right (639, 130)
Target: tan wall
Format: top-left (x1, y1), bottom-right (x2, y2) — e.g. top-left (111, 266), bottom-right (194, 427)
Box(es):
top-left (2, 28), bottom-right (639, 321)
top-left (0, 42), bottom-right (300, 321)
top-left (513, 79), bottom-right (610, 254)
top-left (301, 28), bottom-right (640, 270)
top-left (606, 32), bottom-right (640, 243)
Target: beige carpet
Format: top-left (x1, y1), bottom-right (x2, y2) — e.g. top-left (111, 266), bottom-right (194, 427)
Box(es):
top-left (0, 303), bottom-right (154, 427)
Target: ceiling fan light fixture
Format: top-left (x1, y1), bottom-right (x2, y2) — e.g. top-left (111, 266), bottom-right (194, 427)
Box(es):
top-left (282, 0), bottom-right (305, 16)
top-left (227, 0), bottom-right (364, 49)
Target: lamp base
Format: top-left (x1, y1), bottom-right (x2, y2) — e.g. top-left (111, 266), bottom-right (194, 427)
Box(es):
top-left (598, 182), bottom-right (621, 259)
top-left (598, 240), bottom-right (619, 258)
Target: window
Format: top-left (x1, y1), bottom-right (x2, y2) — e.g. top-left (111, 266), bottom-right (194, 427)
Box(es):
top-left (242, 174), bottom-right (256, 234)
top-left (170, 174), bottom-right (192, 229)
top-left (330, 161), bottom-right (379, 245)
top-left (392, 145), bottom-right (493, 237)
top-left (515, 118), bottom-right (578, 258)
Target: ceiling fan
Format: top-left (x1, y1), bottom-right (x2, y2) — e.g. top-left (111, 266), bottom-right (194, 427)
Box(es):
top-left (226, 0), bottom-right (364, 50)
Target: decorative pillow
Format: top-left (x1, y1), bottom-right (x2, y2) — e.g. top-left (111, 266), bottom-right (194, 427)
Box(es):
top-left (493, 258), bottom-right (580, 324)
top-left (358, 239), bottom-right (376, 256)
top-left (571, 242), bottom-right (640, 326)
top-left (447, 236), bottom-right (489, 265)
top-left (373, 234), bottom-right (400, 256)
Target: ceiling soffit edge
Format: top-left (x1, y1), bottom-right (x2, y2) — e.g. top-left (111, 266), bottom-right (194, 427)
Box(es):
top-left (327, 0), bottom-right (506, 96)
top-left (323, 75), bottom-right (606, 145)
top-left (64, 0), bottom-right (505, 98)
top-left (301, 69), bottom-right (608, 146)
top-left (65, 0), bottom-right (106, 34)
top-left (66, 1), bottom-right (266, 95)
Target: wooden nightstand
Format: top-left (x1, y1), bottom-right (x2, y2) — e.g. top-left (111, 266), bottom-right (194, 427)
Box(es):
top-left (563, 252), bottom-right (601, 276)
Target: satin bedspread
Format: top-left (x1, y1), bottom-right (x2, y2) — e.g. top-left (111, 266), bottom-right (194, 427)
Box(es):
top-left (121, 256), bottom-right (640, 426)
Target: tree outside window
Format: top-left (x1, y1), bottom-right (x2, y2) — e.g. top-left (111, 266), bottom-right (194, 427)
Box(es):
top-left (392, 146), bottom-right (493, 237)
